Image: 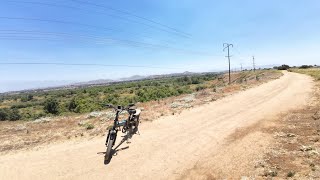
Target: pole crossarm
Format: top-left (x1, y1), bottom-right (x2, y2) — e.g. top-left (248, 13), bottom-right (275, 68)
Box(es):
top-left (223, 43), bottom-right (233, 84)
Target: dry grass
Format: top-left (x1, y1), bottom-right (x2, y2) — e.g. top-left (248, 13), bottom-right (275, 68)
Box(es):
top-left (251, 80), bottom-right (320, 179)
top-left (290, 68), bottom-right (320, 80)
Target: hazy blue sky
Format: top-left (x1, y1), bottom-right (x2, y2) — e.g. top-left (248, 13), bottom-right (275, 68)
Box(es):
top-left (0, 0), bottom-right (320, 92)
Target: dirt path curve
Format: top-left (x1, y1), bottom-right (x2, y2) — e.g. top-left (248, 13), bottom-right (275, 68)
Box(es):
top-left (0, 72), bottom-right (314, 180)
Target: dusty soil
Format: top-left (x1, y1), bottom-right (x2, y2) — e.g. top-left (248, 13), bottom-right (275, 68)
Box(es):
top-left (0, 72), bottom-right (313, 180)
top-left (249, 81), bottom-right (320, 179)
top-left (0, 70), bottom-right (281, 154)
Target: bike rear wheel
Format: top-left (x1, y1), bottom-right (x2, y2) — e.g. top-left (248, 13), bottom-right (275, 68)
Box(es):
top-left (133, 115), bottom-right (140, 134)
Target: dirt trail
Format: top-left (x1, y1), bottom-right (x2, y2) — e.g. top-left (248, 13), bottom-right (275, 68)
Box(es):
top-left (0, 72), bottom-right (314, 180)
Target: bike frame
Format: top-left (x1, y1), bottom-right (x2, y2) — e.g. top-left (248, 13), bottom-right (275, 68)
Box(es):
top-left (106, 109), bottom-right (121, 147)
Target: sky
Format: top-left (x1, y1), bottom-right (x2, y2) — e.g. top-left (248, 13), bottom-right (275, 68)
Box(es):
top-left (0, 0), bottom-right (320, 92)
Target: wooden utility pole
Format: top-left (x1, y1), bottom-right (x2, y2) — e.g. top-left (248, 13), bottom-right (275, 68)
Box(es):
top-left (223, 43), bottom-right (233, 84)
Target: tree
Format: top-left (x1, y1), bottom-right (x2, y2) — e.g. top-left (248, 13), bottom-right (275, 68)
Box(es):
top-left (274, 64), bottom-right (290, 70)
top-left (21, 94), bottom-right (33, 102)
top-left (191, 77), bottom-right (201, 84)
top-left (0, 108), bottom-right (21, 121)
top-left (299, 65), bottom-right (313, 69)
top-left (0, 109), bottom-right (8, 121)
top-left (44, 98), bottom-right (59, 114)
top-left (27, 94), bottom-right (33, 101)
top-left (68, 98), bottom-right (77, 112)
top-left (9, 109), bottom-right (21, 121)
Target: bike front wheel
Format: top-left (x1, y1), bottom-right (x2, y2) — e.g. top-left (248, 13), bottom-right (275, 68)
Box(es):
top-left (105, 133), bottom-right (115, 163)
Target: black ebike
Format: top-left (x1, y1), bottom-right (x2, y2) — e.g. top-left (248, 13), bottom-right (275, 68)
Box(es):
top-left (104, 104), bottom-right (141, 163)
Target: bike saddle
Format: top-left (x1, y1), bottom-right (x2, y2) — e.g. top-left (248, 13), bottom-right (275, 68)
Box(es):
top-left (134, 109), bottom-right (141, 116)
top-left (128, 109), bottom-right (141, 116)
top-left (128, 109), bottom-right (136, 115)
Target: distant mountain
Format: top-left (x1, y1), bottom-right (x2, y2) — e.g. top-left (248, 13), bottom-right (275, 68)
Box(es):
top-left (1, 71), bottom-right (220, 94)
top-left (119, 75), bottom-right (146, 81)
top-left (0, 80), bottom-right (76, 94)
top-left (72, 79), bottom-right (114, 86)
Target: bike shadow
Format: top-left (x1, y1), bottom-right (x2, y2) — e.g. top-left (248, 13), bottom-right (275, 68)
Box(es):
top-left (100, 130), bottom-right (140, 165)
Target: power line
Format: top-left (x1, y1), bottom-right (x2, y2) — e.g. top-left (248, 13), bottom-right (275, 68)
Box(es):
top-left (0, 62), bottom-right (226, 70)
top-left (0, 29), bottom-right (175, 47)
top-left (0, 16), bottom-right (116, 32)
top-left (0, 62), bottom-right (184, 70)
top-left (223, 43), bottom-right (233, 84)
top-left (69, 0), bottom-right (191, 38)
top-left (0, 30), bottom-right (213, 55)
top-left (7, 0), bottom-right (190, 38)
top-left (5, 1), bottom-right (181, 42)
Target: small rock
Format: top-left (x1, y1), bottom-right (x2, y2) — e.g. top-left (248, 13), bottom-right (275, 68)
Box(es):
top-left (102, 111), bottom-right (116, 120)
top-left (87, 111), bottom-right (103, 118)
top-left (33, 117), bottom-right (52, 123)
top-left (287, 133), bottom-right (296, 137)
top-left (312, 111), bottom-right (320, 120)
top-left (309, 150), bottom-right (319, 156)
top-left (15, 125), bottom-right (27, 131)
top-left (177, 94), bottom-right (195, 103)
top-left (264, 169), bottom-right (278, 177)
top-left (170, 102), bottom-right (181, 108)
top-left (78, 120), bottom-right (89, 126)
top-left (274, 132), bottom-right (286, 137)
top-left (300, 145), bottom-right (313, 152)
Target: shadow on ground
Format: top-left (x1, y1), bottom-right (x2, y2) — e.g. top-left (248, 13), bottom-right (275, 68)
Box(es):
top-left (97, 130), bottom-right (140, 165)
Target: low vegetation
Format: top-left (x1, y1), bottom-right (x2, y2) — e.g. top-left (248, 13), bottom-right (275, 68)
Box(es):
top-left (290, 68), bottom-right (320, 80)
top-left (0, 73), bottom-right (220, 121)
top-left (274, 64), bottom-right (291, 70)
top-left (274, 64), bottom-right (319, 71)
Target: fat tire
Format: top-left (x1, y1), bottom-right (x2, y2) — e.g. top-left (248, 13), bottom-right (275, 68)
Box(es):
top-left (105, 136), bottom-right (114, 161)
top-left (133, 116), bottom-right (140, 134)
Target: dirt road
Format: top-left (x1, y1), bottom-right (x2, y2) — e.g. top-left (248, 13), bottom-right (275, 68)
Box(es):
top-left (0, 72), bottom-right (314, 180)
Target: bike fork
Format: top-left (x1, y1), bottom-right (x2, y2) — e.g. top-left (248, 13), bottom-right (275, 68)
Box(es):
top-left (106, 130), bottom-right (118, 146)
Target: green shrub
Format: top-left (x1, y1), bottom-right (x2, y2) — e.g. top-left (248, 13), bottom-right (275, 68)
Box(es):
top-left (21, 94), bottom-right (33, 102)
top-left (0, 109), bottom-right (8, 121)
top-left (0, 108), bottom-right (21, 121)
top-left (196, 85), bottom-right (206, 91)
top-left (8, 109), bottom-right (21, 120)
top-left (274, 64), bottom-right (290, 70)
top-left (299, 65), bottom-right (313, 69)
top-left (44, 98), bottom-right (59, 114)
top-left (85, 123), bottom-right (94, 130)
top-left (68, 98), bottom-right (77, 112)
